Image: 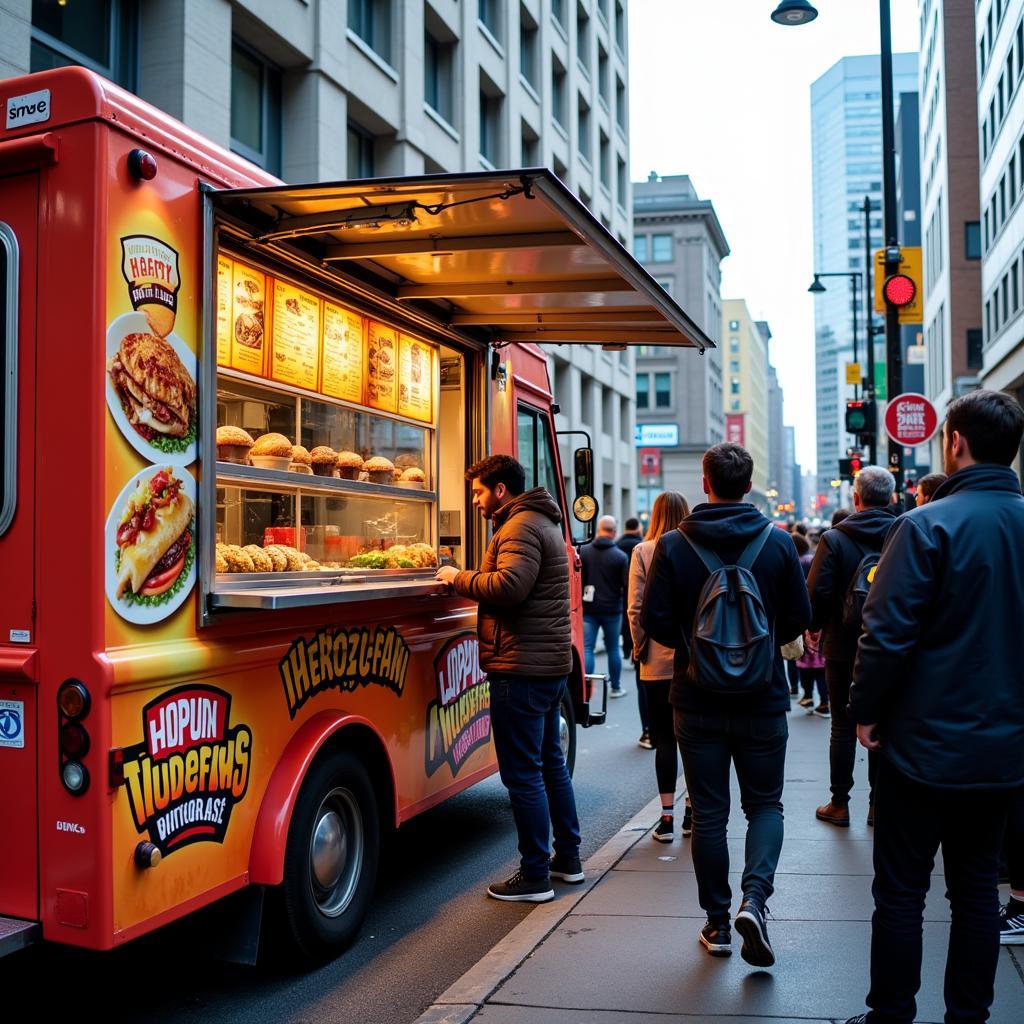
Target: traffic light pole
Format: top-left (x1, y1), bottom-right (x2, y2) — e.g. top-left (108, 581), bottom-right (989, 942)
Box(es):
top-left (863, 195), bottom-right (877, 466)
top-left (879, 0), bottom-right (903, 491)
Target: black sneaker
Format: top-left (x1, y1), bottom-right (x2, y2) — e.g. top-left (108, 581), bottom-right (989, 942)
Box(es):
top-left (486, 869), bottom-right (554, 902)
top-left (698, 920), bottom-right (732, 957)
top-left (652, 815), bottom-right (674, 843)
top-left (735, 896), bottom-right (775, 967)
top-left (681, 805), bottom-right (693, 837)
top-left (1000, 897), bottom-right (1024, 945)
top-left (550, 852), bottom-right (585, 884)
top-left (814, 703), bottom-right (831, 718)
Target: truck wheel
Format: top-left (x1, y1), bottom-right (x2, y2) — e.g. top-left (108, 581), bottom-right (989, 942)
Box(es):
top-left (559, 690), bottom-right (577, 777)
top-left (281, 750), bottom-right (379, 962)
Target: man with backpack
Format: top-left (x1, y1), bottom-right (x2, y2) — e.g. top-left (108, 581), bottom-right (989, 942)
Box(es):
top-left (642, 443), bottom-right (811, 968)
top-left (806, 466), bottom-right (896, 829)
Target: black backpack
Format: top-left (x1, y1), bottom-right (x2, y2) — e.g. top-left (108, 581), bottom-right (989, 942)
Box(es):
top-left (680, 523), bottom-right (776, 695)
top-left (830, 531), bottom-right (882, 632)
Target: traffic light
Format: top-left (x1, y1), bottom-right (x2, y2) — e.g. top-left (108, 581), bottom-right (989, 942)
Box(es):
top-left (845, 399), bottom-right (876, 437)
top-left (883, 272), bottom-right (916, 308)
top-left (874, 246), bottom-right (923, 324)
top-left (838, 455), bottom-right (864, 483)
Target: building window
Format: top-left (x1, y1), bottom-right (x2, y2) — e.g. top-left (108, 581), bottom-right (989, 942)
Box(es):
top-left (521, 121), bottom-right (539, 164)
top-left (30, 0), bottom-right (138, 89)
top-left (655, 372), bottom-right (671, 408)
top-left (480, 83), bottom-right (503, 165)
top-left (552, 59), bottom-right (567, 128)
top-left (729, 335), bottom-right (740, 351)
top-left (651, 234), bottom-right (672, 262)
top-left (425, 30), bottom-right (455, 124)
top-left (576, 2), bottom-right (590, 71)
top-left (966, 221), bottom-right (981, 260)
top-left (230, 41), bottom-right (282, 176)
top-left (967, 328), bottom-right (984, 369)
top-left (731, 399), bottom-right (741, 412)
top-left (635, 374), bottom-right (649, 409)
top-left (616, 77), bottom-right (626, 131)
top-left (730, 378), bottom-right (740, 395)
top-left (552, 0), bottom-right (565, 29)
top-left (599, 132), bottom-right (610, 188)
top-left (614, 0), bottom-right (625, 50)
top-left (616, 157), bottom-right (627, 207)
top-left (729, 359), bottom-right (739, 373)
top-left (349, 0), bottom-right (392, 63)
top-left (598, 44), bottom-right (610, 104)
top-left (656, 279), bottom-right (672, 294)
top-left (347, 122), bottom-right (375, 178)
top-left (632, 236), bottom-right (647, 262)
top-left (577, 97), bottom-right (591, 161)
top-left (479, 0), bottom-right (502, 40)
top-left (520, 6), bottom-right (538, 87)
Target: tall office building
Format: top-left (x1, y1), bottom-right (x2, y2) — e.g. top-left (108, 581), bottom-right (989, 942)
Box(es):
top-left (919, 0), bottom-right (982, 470)
top-left (767, 360), bottom-right (785, 508)
top-left (784, 425), bottom-right (801, 514)
top-left (5, 0), bottom-right (638, 518)
top-left (975, 0), bottom-right (1024, 441)
top-left (810, 53), bottom-right (919, 501)
top-left (631, 172), bottom-right (729, 511)
top-left (722, 300), bottom-right (771, 509)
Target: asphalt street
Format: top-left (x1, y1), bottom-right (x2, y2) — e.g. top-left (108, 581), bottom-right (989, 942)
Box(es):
top-left (0, 655), bottom-right (664, 1024)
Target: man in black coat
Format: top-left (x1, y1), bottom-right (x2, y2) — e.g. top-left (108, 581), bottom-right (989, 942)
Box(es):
top-left (843, 389), bottom-right (1024, 1024)
top-left (643, 443), bottom-right (810, 969)
top-left (806, 465), bottom-right (897, 827)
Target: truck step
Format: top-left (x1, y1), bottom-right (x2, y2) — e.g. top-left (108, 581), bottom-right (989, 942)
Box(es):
top-left (0, 917), bottom-right (39, 958)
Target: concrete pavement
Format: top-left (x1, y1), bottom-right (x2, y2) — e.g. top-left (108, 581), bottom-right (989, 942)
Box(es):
top-left (415, 701), bottom-right (1024, 1024)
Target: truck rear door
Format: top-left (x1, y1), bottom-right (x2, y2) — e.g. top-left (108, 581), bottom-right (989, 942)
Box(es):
top-left (0, 171), bottom-right (39, 925)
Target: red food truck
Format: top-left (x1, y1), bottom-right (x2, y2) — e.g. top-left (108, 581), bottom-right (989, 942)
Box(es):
top-left (0, 67), bottom-right (710, 963)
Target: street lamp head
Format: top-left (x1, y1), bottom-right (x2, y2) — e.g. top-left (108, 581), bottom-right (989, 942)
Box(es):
top-left (771, 0), bottom-right (818, 26)
top-left (808, 276), bottom-right (826, 294)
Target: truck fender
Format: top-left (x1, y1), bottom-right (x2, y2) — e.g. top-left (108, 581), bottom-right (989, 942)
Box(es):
top-left (248, 710), bottom-right (397, 886)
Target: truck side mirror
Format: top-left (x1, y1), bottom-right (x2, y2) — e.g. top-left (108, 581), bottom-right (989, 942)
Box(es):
top-left (572, 447), bottom-right (597, 544)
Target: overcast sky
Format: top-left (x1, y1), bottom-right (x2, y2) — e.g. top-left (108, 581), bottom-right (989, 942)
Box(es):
top-left (628, 0), bottom-right (921, 472)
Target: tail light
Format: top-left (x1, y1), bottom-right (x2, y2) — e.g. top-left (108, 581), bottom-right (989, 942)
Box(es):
top-left (57, 679), bottom-right (91, 797)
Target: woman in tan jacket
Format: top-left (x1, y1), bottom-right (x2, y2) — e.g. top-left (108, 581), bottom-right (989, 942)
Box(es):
top-left (627, 491), bottom-right (692, 842)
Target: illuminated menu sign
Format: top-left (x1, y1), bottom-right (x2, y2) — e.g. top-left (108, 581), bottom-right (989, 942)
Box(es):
top-left (270, 280), bottom-right (320, 390)
top-left (216, 255), bottom-right (233, 365)
top-left (398, 334), bottom-right (434, 423)
top-left (229, 262), bottom-right (266, 376)
top-left (366, 321), bottom-right (398, 413)
top-left (321, 302), bottom-right (364, 404)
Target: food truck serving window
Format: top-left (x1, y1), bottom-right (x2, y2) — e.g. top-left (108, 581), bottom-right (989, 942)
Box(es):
top-left (0, 223), bottom-right (17, 538)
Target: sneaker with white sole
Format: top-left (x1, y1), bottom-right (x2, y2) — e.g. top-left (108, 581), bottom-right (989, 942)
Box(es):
top-left (550, 852), bottom-right (585, 884)
top-left (609, 687), bottom-right (628, 699)
top-left (1000, 897), bottom-right (1024, 944)
top-left (699, 920), bottom-right (732, 957)
top-left (735, 896), bottom-right (775, 967)
top-left (486, 869), bottom-right (554, 902)
top-left (681, 804), bottom-right (693, 837)
top-left (638, 730), bottom-right (654, 749)
top-left (652, 815), bottom-right (674, 842)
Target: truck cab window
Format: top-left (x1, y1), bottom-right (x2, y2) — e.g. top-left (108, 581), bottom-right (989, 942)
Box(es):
top-left (517, 404), bottom-right (560, 501)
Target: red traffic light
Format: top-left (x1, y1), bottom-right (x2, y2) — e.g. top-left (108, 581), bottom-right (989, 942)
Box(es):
top-left (883, 273), bottom-right (916, 307)
top-left (850, 457), bottom-right (863, 475)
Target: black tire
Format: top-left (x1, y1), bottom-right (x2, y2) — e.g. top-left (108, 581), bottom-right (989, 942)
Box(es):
top-left (280, 749), bottom-right (379, 963)
top-left (559, 690), bottom-right (578, 777)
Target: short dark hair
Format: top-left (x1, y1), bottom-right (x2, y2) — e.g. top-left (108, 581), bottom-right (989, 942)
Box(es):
top-left (702, 443), bottom-right (753, 500)
top-left (945, 389), bottom-right (1024, 465)
top-left (624, 517), bottom-right (640, 531)
top-left (465, 454), bottom-right (526, 495)
top-left (792, 533), bottom-right (810, 557)
top-left (794, 522), bottom-right (808, 536)
top-left (831, 508), bottom-right (851, 526)
top-left (917, 472), bottom-right (947, 499)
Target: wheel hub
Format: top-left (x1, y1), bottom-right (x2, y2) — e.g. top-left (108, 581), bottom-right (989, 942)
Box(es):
top-left (311, 810), bottom-right (346, 890)
top-left (308, 787), bottom-right (364, 918)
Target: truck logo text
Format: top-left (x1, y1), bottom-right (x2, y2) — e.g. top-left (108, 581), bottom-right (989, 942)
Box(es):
top-left (122, 685), bottom-right (252, 857)
top-left (425, 634), bottom-right (491, 778)
top-left (278, 626), bottom-right (410, 719)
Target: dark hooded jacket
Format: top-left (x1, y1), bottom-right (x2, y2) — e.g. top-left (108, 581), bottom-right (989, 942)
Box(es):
top-left (453, 487), bottom-right (571, 677)
top-left (806, 506), bottom-right (898, 660)
top-left (641, 503), bottom-right (811, 716)
top-left (580, 535), bottom-right (629, 616)
top-left (849, 464), bottom-right (1024, 789)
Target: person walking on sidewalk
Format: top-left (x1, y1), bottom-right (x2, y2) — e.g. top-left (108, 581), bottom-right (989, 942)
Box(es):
top-left (843, 389), bottom-right (1024, 1024)
top-left (1001, 788), bottom-right (1024, 945)
top-left (642, 443), bottom-right (811, 968)
top-left (792, 533), bottom-right (828, 714)
top-left (806, 466), bottom-right (896, 829)
top-left (626, 491), bottom-right (693, 843)
top-left (435, 454), bottom-right (582, 903)
top-left (617, 518), bottom-right (649, 741)
top-left (914, 471), bottom-right (947, 506)
top-left (581, 515), bottom-right (629, 699)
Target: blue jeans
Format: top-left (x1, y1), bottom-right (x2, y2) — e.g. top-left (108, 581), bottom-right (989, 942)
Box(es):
top-left (489, 674), bottom-right (581, 879)
top-left (674, 709), bottom-right (788, 922)
top-left (583, 613), bottom-right (622, 690)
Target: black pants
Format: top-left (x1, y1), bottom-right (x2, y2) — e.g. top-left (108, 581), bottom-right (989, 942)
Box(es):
top-left (825, 659), bottom-right (877, 807)
top-left (675, 709), bottom-right (788, 922)
top-left (799, 666), bottom-right (827, 703)
top-left (1007, 786), bottom-right (1024, 891)
top-left (643, 679), bottom-right (678, 795)
top-left (866, 757), bottom-right (1011, 1024)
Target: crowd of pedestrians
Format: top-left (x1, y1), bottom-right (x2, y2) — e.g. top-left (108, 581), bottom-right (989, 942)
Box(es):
top-left (438, 388), bottom-right (1024, 1024)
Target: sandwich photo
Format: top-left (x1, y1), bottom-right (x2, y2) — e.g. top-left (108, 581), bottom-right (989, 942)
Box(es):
top-left (115, 467), bottom-right (195, 605)
top-left (108, 331), bottom-right (196, 453)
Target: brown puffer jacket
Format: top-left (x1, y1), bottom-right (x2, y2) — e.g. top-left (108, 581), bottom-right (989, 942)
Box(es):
top-left (453, 487), bottom-right (572, 677)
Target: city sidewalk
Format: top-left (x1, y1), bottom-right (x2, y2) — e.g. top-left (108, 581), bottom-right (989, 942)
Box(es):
top-left (417, 703), bottom-right (1024, 1024)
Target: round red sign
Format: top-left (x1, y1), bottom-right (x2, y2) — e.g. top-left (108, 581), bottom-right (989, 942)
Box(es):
top-left (884, 392), bottom-right (939, 447)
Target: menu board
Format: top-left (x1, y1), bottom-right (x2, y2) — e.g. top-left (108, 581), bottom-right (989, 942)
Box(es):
top-left (322, 302), bottom-right (364, 404)
top-left (366, 320), bottom-right (398, 413)
top-left (270, 280), bottom-right (321, 390)
top-left (398, 334), bottom-right (434, 423)
top-left (230, 262), bottom-right (267, 376)
top-left (216, 255), bottom-right (233, 366)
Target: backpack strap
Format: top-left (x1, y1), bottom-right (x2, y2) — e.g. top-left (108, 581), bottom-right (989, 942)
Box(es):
top-left (680, 531), bottom-right (724, 575)
top-left (736, 522), bottom-right (776, 571)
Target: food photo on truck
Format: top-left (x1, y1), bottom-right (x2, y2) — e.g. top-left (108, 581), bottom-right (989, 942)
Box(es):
top-left (0, 66), bottom-right (712, 965)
